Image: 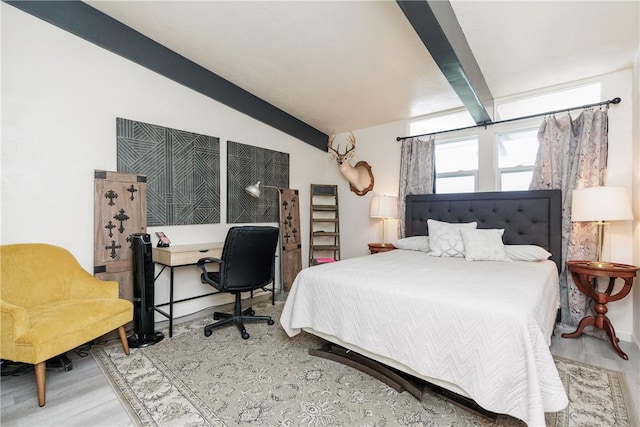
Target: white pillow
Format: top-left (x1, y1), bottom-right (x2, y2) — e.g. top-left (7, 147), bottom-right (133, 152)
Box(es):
top-left (393, 236), bottom-right (430, 252)
top-left (427, 219), bottom-right (477, 257)
top-left (460, 229), bottom-right (509, 261)
top-left (504, 245), bottom-right (552, 262)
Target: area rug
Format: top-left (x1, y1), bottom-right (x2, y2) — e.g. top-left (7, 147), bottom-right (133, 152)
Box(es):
top-left (93, 301), bottom-right (637, 426)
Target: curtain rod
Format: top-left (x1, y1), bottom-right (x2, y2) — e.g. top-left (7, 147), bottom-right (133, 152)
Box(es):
top-left (396, 97), bottom-right (621, 141)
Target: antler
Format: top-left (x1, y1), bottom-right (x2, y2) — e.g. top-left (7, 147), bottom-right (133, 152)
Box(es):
top-left (327, 135), bottom-right (340, 156)
top-left (327, 132), bottom-right (356, 163)
top-left (347, 131), bottom-right (356, 148)
top-left (344, 131), bottom-right (356, 156)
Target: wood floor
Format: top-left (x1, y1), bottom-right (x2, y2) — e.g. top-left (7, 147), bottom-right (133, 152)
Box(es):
top-left (2, 308), bottom-right (639, 426)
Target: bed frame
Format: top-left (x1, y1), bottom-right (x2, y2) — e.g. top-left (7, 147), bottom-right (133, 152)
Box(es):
top-left (405, 190), bottom-right (562, 270)
top-left (310, 189), bottom-right (563, 416)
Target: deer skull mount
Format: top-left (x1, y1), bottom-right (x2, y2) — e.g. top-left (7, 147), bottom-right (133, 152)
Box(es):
top-left (328, 132), bottom-right (374, 196)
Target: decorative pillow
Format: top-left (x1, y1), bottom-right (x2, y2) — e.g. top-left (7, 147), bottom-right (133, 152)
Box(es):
top-left (504, 245), bottom-right (552, 261)
top-left (393, 236), bottom-right (430, 252)
top-left (460, 229), bottom-right (509, 261)
top-left (427, 219), bottom-right (477, 257)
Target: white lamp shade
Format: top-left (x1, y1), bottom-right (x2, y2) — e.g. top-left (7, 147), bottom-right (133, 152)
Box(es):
top-left (571, 186), bottom-right (633, 222)
top-left (370, 195), bottom-right (398, 219)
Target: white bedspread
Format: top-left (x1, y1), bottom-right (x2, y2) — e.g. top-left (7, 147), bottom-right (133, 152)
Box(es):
top-left (280, 250), bottom-right (568, 426)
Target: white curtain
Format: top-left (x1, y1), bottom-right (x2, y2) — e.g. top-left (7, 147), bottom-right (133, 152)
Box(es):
top-left (398, 136), bottom-right (435, 238)
top-left (529, 108), bottom-right (608, 328)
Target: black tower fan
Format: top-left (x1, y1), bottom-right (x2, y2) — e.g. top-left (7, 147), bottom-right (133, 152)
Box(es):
top-left (128, 233), bottom-right (164, 347)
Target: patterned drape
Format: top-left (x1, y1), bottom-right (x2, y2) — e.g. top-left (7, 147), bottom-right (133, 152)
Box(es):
top-left (529, 108), bottom-right (609, 328)
top-left (398, 136), bottom-right (435, 238)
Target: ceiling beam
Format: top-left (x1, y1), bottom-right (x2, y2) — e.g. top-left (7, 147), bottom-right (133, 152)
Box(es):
top-left (5, 0), bottom-right (329, 151)
top-left (397, 0), bottom-right (494, 124)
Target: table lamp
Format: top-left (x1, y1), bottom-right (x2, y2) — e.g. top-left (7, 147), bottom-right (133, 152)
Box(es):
top-left (571, 186), bottom-right (633, 268)
top-left (369, 195), bottom-right (398, 244)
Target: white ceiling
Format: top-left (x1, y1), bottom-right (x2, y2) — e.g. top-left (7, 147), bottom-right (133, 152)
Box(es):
top-left (86, 1), bottom-right (639, 135)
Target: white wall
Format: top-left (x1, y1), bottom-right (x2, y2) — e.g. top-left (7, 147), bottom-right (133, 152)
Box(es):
top-left (599, 69), bottom-right (636, 342)
top-left (1, 4), bottom-right (331, 318)
top-left (632, 47), bottom-right (640, 349)
top-left (327, 122), bottom-right (405, 259)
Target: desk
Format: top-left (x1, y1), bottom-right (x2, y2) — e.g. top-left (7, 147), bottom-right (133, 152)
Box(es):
top-left (562, 260), bottom-right (639, 360)
top-left (153, 242), bottom-right (223, 337)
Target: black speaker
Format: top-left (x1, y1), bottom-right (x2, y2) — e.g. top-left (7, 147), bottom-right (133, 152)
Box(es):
top-left (128, 233), bottom-right (164, 348)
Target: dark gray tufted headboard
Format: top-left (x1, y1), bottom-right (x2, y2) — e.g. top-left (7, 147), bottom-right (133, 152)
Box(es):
top-left (405, 190), bottom-right (562, 271)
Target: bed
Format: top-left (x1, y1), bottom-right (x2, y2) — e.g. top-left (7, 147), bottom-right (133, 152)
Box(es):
top-left (280, 190), bottom-right (568, 426)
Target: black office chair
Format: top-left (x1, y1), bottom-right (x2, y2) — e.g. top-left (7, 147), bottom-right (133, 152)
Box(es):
top-left (197, 226), bottom-right (279, 339)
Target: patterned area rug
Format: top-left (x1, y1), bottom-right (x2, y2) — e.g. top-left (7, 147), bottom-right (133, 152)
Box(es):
top-left (93, 301), bottom-right (637, 426)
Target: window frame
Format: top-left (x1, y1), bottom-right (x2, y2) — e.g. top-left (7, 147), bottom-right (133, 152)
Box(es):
top-left (407, 81), bottom-right (603, 194)
top-left (434, 136), bottom-right (479, 193)
top-left (494, 126), bottom-right (539, 191)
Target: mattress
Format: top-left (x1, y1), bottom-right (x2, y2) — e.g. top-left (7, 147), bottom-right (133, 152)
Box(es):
top-left (280, 249), bottom-right (568, 426)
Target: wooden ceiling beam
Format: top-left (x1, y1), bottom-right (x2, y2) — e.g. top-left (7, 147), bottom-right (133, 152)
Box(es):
top-left (397, 0), bottom-right (494, 124)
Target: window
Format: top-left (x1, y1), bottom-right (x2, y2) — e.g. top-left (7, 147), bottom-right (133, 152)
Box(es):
top-left (408, 81), bottom-right (602, 194)
top-left (496, 83), bottom-right (601, 120)
top-left (410, 110), bottom-right (475, 135)
top-left (435, 137), bottom-right (478, 193)
top-left (496, 129), bottom-right (538, 191)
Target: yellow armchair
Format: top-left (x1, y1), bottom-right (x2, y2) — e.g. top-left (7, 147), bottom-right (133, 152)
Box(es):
top-left (1, 243), bottom-right (133, 406)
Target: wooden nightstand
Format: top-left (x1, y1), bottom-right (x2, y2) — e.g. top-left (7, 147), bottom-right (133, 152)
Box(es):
top-left (562, 260), bottom-right (639, 360)
top-left (368, 243), bottom-right (396, 254)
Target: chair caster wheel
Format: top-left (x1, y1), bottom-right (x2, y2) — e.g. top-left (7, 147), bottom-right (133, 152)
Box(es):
top-left (242, 331), bottom-right (250, 340)
top-left (213, 313), bottom-right (220, 320)
top-left (267, 319), bottom-right (275, 325)
top-left (204, 328), bottom-right (212, 337)
top-left (248, 309), bottom-right (255, 316)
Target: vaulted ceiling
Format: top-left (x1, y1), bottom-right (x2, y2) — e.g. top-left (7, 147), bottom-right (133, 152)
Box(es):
top-left (10, 1), bottom-right (639, 149)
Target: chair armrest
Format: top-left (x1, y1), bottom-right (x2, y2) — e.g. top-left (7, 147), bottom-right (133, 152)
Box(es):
top-left (1, 299), bottom-right (30, 359)
top-left (69, 268), bottom-right (119, 299)
top-left (196, 257), bottom-right (223, 274)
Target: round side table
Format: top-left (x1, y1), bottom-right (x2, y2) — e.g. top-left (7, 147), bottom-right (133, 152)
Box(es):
top-left (562, 260), bottom-right (639, 360)
top-left (368, 243), bottom-right (396, 254)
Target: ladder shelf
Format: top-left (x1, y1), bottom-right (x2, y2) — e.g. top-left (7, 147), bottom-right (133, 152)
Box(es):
top-left (309, 184), bottom-right (341, 266)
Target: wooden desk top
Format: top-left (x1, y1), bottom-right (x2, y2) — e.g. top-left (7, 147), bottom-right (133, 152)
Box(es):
top-left (153, 242), bottom-right (224, 267)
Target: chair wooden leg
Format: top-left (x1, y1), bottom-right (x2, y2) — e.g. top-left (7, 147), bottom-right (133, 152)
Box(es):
top-left (35, 361), bottom-right (46, 407)
top-left (117, 325), bottom-right (130, 356)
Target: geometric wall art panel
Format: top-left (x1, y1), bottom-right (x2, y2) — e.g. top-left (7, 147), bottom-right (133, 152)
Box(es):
top-left (117, 118), bottom-right (220, 226)
top-left (227, 140), bottom-right (289, 224)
